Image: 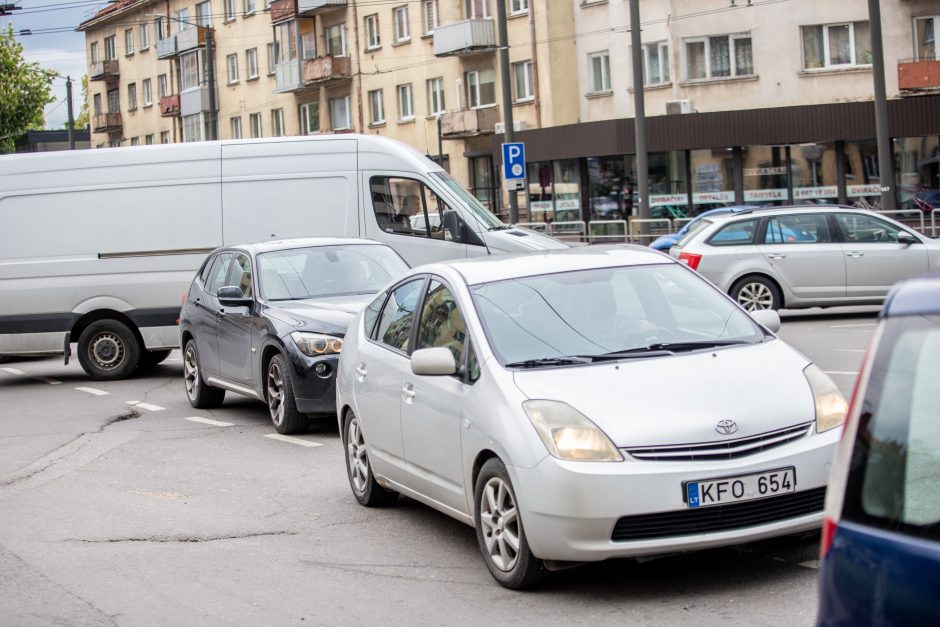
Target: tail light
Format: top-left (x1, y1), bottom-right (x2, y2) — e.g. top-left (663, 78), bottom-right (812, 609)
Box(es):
top-left (678, 251), bottom-right (702, 271)
top-left (181, 292), bottom-right (187, 306)
top-left (820, 517), bottom-right (838, 559)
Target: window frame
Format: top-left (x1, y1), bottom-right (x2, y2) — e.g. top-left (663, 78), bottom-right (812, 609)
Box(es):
top-left (231, 116), bottom-right (243, 139)
top-left (512, 59), bottom-right (533, 102)
top-left (90, 42), bottom-right (100, 64)
top-left (249, 112), bottom-right (263, 138)
top-left (157, 73), bottom-right (168, 99)
top-left (800, 21), bottom-right (872, 70)
top-left (142, 78), bottom-right (153, 107)
top-left (325, 23), bottom-right (347, 57)
top-left (371, 275), bottom-right (429, 355)
top-left (300, 101), bottom-right (320, 134)
top-left (465, 69), bottom-right (496, 108)
top-left (684, 33), bottom-right (754, 81)
top-left (195, 0), bottom-right (212, 28)
top-left (330, 95), bottom-right (352, 130)
top-left (393, 5), bottom-right (411, 43)
top-left (588, 51), bottom-right (611, 93)
top-left (464, 0), bottom-right (490, 19)
top-left (244, 0), bottom-right (256, 16)
top-left (397, 83), bottom-right (415, 121)
top-left (642, 40), bottom-right (670, 86)
top-left (913, 16), bottom-right (938, 61)
top-left (104, 35), bottom-right (116, 61)
top-left (224, 0), bottom-right (236, 22)
top-left (369, 89), bottom-right (386, 126)
top-left (124, 28), bottom-right (134, 56)
top-left (246, 47), bottom-right (259, 79)
top-left (365, 13), bottom-right (381, 50)
top-left (267, 42), bottom-right (279, 74)
top-left (271, 108), bottom-right (285, 137)
top-left (510, 0), bottom-right (528, 16)
top-left (139, 23), bottom-right (150, 50)
top-left (427, 77), bottom-right (445, 115)
top-left (227, 53), bottom-right (240, 84)
top-left (422, 0), bottom-right (439, 35)
top-left (126, 83), bottom-right (137, 111)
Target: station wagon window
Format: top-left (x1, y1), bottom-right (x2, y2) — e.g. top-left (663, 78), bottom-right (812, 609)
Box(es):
top-left (232, 253), bottom-right (253, 297)
top-left (764, 213), bottom-right (832, 244)
top-left (415, 280), bottom-right (466, 365)
top-left (370, 176), bottom-right (465, 243)
top-left (205, 253), bottom-right (235, 296)
top-left (375, 279), bottom-right (425, 352)
top-left (834, 213), bottom-right (903, 243)
top-left (707, 218), bottom-right (760, 246)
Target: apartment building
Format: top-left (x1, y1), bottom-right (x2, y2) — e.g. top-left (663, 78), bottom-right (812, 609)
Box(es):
top-left (514, 0), bottom-right (940, 224)
top-left (77, 0), bottom-right (579, 214)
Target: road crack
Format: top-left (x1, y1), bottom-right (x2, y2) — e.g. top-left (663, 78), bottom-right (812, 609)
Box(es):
top-left (65, 531), bottom-right (298, 544)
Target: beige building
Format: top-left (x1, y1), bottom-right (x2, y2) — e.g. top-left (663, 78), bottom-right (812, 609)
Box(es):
top-left (77, 0), bottom-right (579, 216)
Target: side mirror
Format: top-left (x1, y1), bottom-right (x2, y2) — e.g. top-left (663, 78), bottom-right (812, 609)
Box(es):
top-left (411, 347), bottom-right (458, 376)
top-left (750, 309), bottom-right (781, 333)
top-left (218, 285), bottom-right (253, 308)
top-left (898, 231), bottom-right (917, 246)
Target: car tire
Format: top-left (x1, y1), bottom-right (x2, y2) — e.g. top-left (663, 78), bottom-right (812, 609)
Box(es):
top-left (138, 349), bottom-right (172, 370)
top-left (730, 276), bottom-right (781, 311)
top-left (343, 410), bottom-right (398, 507)
top-left (183, 339), bottom-right (225, 408)
top-left (77, 319), bottom-right (141, 380)
top-left (266, 354), bottom-right (307, 435)
top-left (474, 458), bottom-right (547, 590)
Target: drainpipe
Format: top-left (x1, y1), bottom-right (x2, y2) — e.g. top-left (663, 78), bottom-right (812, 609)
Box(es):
top-left (528, 3), bottom-right (541, 129)
top-left (350, 2), bottom-right (364, 132)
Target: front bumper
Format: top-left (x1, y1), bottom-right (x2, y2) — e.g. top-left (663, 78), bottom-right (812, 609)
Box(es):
top-left (510, 427), bottom-right (839, 562)
top-left (284, 345), bottom-right (340, 415)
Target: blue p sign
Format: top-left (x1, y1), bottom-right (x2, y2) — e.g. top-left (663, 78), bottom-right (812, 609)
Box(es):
top-left (502, 142), bottom-right (526, 181)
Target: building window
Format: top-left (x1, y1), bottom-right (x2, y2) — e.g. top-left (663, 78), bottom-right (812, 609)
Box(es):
top-left (271, 108), bottom-right (285, 136)
top-left (300, 102), bottom-right (319, 134)
top-left (139, 23), bottom-right (149, 50)
top-left (267, 42), bottom-right (279, 74)
top-left (510, 0), bottom-right (528, 16)
top-left (465, 69), bottom-right (495, 108)
top-left (393, 6), bottom-right (410, 43)
top-left (145, 134), bottom-right (154, 145)
top-left (130, 137), bottom-right (140, 146)
top-left (180, 51), bottom-right (201, 90)
top-left (127, 83), bottom-right (137, 110)
top-left (422, 1), bottom-right (438, 35)
top-left (588, 51), bottom-right (611, 92)
top-left (302, 30), bottom-right (317, 60)
top-left (365, 14), bottom-right (380, 50)
top-left (231, 116), bottom-right (242, 139)
top-left (157, 74), bottom-right (168, 99)
top-left (244, 0), bottom-right (256, 16)
top-left (685, 34), bottom-right (753, 80)
top-left (161, 130), bottom-right (170, 144)
top-left (104, 35), bottom-right (116, 60)
top-left (195, 1), bottom-right (211, 28)
top-left (465, 0), bottom-right (490, 19)
top-left (326, 24), bottom-right (346, 56)
top-left (331, 95), bottom-right (351, 130)
top-left (397, 83), bottom-right (414, 121)
top-left (249, 112), bottom-right (262, 137)
top-left (369, 89), bottom-right (385, 125)
top-left (156, 17), bottom-right (168, 41)
top-left (176, 8), bottom-right (191, 29)
top-left (246, 48), bottom-right (259, 78)
top-left (643, 41), bottom-right (670, 86)
top-left (427, 77), bottom-right (445, 115)
top-left (915, 17), bottom-right (938, 60)
top-left (107, 88), bottom-right (120, 113)
top-left (90, 42), bottom-right (99, 64)
top-left (224, 0), bottom-right (236, 21)
top-left (124, 29), bottom-right (134, 55)
top-left (142, 78), bottom-right (152, 106)
top-left (182, 113), bottom-right (204, 142)
top-left (801, 22), bottom-right (871, 69)
top-left (227, 54), bottom-right (239, 84)
top-left (512, 60), bottom-right (533, 102)
top-left (93, 93), bottom-right (102, 115)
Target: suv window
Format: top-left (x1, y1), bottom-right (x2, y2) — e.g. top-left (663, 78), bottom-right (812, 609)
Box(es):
top-left (375, 278), bottom-right (425, 353)
top-left (842, 315), bottom-right (940, 539)
top-left (836, 213), bottom-right (903, 243)
top-left (200, 255), bottom-right (218, 284)
top-left (370, 176), bottom-right (467, 243)
top-left (205, 253), bottom-right (235, 296)
top-left (415, 280), bottom-right (466, 364)
top-left (765, 213), bottom-right (831, 243)
top-left (707, 218), bottom-right (760, 246)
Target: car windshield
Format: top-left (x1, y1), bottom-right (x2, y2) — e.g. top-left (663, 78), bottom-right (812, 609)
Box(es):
top-left (470, 263), bottom-right (765, 367)
top-left (676, 218), bottom-right (714, 247)
top-left (430, 171), bottom-right (504, 230)
top-left (258, 244), bottom-right (408, 300)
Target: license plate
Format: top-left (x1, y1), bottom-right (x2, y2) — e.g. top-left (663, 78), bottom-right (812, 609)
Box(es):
top-left (686, 467), bottom-right (796, 509)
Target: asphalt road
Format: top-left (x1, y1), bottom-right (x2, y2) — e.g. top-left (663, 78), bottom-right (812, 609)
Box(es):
top-left (0, 308), bottom-right (876, 626)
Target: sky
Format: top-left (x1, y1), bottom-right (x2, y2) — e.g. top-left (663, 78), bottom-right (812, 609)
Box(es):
top-left (2, 1), bottom-right (109, 129)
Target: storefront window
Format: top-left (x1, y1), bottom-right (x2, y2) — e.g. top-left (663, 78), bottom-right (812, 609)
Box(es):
top-left (895, 136), bottom-right (940, 211)
top-left (526, 160), bottom-right (581, 224)
top-left (527, 161), bottom-right (554, 223)
top-left (743, 145), bottom-right (788, 205)
top-left (690, 149), bottom-right (735, 213)
top-left (554, 160), bottom-right (581, 223)
top-left (790, 142), bottom-right (838, 204)
top-left (649, 150), bottom-right (689, 219)
top-left (469, 155), bottom-right (495, 213)
top-left (587, 156), bottom-right (632, 220)
top-left (844, 140), bottom-right (882, 208)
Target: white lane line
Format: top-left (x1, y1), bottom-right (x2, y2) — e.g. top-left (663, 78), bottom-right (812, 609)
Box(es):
top-left (825, 371), bottom-right (859, 376)
top-left (75, 386), bottom-right (109, 396)
top-left (830, 323), bottom-right (877, 328)
top-left (1, 367), bottom-right (25, 375)
top-left (34, 377), bottom-right (62, 385)
top-left (835, 348), bottom-right (867, 353)
top-left (126, 401), bottom-right (165, 412)
top-left (184, 416), bottom-right (234, 427)
top-left (798, 560), bottom-right (820, 570)
top-left (264, 434), bottom-right (323, 448)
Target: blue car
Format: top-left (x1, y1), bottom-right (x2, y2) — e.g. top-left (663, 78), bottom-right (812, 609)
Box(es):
top-left (817, 274), bottom-right (940, 625)
top-left (648, 205), bottom-right (758, 252)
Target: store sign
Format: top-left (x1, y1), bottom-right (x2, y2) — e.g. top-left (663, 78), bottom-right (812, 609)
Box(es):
top-left (794, 186), bottom-right (838, 199)
top-left (847, 184), bottom-right (882, 197)
top-left (555, 199), bottom-right (580, 211)
top-left (530, 200), bottom-right (553, 212)
top-left (692, 191), bottom-right (736, 203)
top-left (743, 188), bottom-right (787, 201)
top-left (650, 194), bottom-right (688, 207)
top-left (744, 167), bottom-right (787, 176)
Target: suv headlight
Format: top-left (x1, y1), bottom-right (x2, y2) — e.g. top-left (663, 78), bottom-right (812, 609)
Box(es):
top-left (804, 363), bottom-right (847, 433)
top-left (522, 400), bottom-right (623, 462)
top-left (291, 332), bottom-right (343, 357)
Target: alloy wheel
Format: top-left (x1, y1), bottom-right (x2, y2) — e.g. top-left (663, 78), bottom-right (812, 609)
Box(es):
top-left (183, 344), bottom-right (199, 400)
top-left (479, 477), bottom-right (521, 572)
top-left (267, 361), bottom-right (285, 426)
top-left (346, 416), bottom-right (369, 495)
top-left (737, 282), bottom-right (774, 311)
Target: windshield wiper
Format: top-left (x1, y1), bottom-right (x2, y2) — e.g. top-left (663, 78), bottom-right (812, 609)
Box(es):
top-left (505, 356), bottom-right (592, 368)
top-left (590, 340), bottom-right (751, 360)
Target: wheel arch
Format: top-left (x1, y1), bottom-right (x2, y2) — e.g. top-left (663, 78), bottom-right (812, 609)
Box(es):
top-left (470, 449), bottom-right (501, 500)
top-left (729, 272), bottom-right (786, 308)
top-left (69, 309), bottom-right (145, 351)
top-left (259, 341), bottom-right (285, 401)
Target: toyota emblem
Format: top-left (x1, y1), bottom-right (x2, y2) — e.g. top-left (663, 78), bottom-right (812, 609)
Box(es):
top-left (715, 420), bottom-right (738, 435)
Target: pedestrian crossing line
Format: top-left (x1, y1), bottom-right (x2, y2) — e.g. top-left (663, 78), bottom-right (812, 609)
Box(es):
top-left (126, 401), bottom-right (166, 412)
top-left (75, 386), bottom-right (109, 396)
top-left (34, 377), bottom-right (62, 385)
top-left (184, 416), bottom-right (234, 427)
top-left (264, 434), bottom-right (323, 448)
top-left (1, 367), bottom-right (25, 376)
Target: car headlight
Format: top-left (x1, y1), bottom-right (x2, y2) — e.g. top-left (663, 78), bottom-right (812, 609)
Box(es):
top-left (522, 400), bottom-right (623, 462)
top-left (291, 331), bottom-right (343, 357)
top-left (803, 363), bottom-right (847, 433)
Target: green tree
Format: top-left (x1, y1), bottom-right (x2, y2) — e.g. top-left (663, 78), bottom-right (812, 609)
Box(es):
top-left (0, 24), bottom-right (56, 153)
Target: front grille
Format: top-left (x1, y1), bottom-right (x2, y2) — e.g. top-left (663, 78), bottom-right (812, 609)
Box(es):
top-left (610, 487), bottom-right (826, 542)
top-left (624, 422), bottom-right (813, 461)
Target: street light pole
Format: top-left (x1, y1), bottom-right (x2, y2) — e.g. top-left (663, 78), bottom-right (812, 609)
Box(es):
top-left (66, 75), bottom-right (76, 150)
top-left (629, 0), bottom-right (650, 229)
top-left (867, 0), bottom-right (896, 210)
top-left (496, 0), bottom-right (519, 224)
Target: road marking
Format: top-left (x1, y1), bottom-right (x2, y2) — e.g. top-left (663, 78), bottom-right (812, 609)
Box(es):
top-left (830, 323), bottom-right (877, 328)
top-left (1, 367), bottom-right (25, 375)
top-left (264, 434), bottom-right (323, 448)
top-left (75, 386), bottom-right (109, 396)
top-left (126, 401), bottom-right (165, 412)
top-left (825, 371), bottom-right (859, 376)
top-left (184, 416), bottom-right (234, 427)
top-left (835, 348), bottom-right (866, 353)
top-left (798, 560), bottom-right (820, 570)
top-left (34, 377), bottom-right (62, 385)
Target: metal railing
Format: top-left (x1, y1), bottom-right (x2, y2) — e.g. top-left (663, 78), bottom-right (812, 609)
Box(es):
top-left (628, 219), bottom-right (672, 244)
top-left (516, 221), bottom-right (586, 242)
top-left (588, 220), bottom-right (628, 243)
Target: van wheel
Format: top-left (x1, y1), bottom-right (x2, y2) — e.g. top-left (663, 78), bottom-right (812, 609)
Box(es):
top-left (183, 340), bottom-right (225, 408)
top-left (266, 354), bottom-right (306, 435)
top-left (77, 320), bottom-right (141, 380)
top-left (139, 349), bottom-right (172, 370)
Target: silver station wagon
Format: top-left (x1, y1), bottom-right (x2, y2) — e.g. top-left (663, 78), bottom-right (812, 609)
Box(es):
top-left (669, 206), bottom-right (940, 310)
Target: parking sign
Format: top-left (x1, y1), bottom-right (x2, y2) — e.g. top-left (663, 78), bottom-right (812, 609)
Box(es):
top-left (502, 142), bottom-right (526, 188)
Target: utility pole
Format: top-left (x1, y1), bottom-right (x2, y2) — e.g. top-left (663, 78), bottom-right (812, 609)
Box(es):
top-left (204, 28), bottom-right (218, 141)
top-left (867, 0), bottom-right (896, 210)
top-left (66, 76), bottom-right (76, 150)
top-left (629, 0), bottom-right (650, 229)
top-left (496, 0), bottom-right (519, 223)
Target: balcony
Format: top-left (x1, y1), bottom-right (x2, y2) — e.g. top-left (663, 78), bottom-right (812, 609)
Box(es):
top-left (275, 59), bottom-right (303, 92)
top-left (303, 55), bottom-right (350, 84)
top-left (159, 94), bottom-right (181, 117)
top-left (440, 107), bottom-right (499, 138)
top-left (92, 112), bottom-right (122, 133)
top-left (433, 19), bottom-right (497, 57)
top-left (899, 58), bottom-right (940, 94)
top-left (176, 28), bottom-right (207, 54)
top-left (270, 0), bottom-right (346, 22)
top-left (89, 60), bottom-right (119, 82)
top-left (180, 86), bottom-right (218, 116)
top-left (156, 36), bottom-right (177, 59)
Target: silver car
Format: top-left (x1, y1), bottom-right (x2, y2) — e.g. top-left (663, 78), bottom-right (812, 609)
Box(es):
top-left (336, 246), bottom-right (845, 588)
top-left (669, 206), bottom-right (940, 310)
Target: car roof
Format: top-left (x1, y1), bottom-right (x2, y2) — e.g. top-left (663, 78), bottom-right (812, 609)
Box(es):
top-left (416, 245), bottom-right (674, 286)
top-left (882, 274), bottom-right (940, 318)
top-left (700, 205), bottom-right (864, 224)
top-left (220, 237), bottom-right (384, 256)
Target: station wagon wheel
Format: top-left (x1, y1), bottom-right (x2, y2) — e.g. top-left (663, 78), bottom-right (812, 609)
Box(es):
top-left (76, 319), bottom-right (141, 380)
top-left (183, 339), bottom-right (224, 409)
top-left (266, 354), bottom-right (306, 435)
top-left (343, 410), bottom-right (397, 507)
top-left (474, 458), bottom-right (546, 589)
top-left (731, 276), bottom-right (781, 311)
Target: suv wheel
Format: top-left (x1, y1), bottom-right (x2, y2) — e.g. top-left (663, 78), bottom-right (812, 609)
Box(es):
top-left (183, 339), bottom-right (225, 408)
top-left (266, 354), bottom-right (307, 435)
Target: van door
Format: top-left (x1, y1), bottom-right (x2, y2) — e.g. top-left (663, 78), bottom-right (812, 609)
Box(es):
top-left (362, 172), bottom-right (471, 266)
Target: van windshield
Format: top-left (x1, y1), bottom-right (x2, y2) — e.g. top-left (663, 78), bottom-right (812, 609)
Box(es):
top-left (430, 171), bottom-right (504, 231)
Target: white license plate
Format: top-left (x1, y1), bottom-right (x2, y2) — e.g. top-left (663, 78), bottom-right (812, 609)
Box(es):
top-left (686, 467), bottom-right (796, 508)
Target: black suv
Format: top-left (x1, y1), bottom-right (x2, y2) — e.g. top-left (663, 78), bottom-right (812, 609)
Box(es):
top-left (179, 238), bottom-right (408, 434)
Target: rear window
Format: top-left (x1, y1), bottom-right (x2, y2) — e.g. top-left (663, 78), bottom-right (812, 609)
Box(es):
top-left (675, 218), bottom-right (714, 247)
top-left (707, 218), bottom-right (760, 246)
top-left (842, 315), bottom-right (940, 540)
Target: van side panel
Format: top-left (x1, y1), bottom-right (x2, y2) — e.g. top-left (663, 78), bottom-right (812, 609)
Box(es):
top-left (220, 139), bottom-right (358, 244)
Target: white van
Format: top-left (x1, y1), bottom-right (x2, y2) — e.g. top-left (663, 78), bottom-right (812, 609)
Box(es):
top-left (0, 134), bottom-right (565, 379)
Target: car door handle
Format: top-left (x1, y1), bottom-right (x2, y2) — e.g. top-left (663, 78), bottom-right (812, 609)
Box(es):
top-left (355, 364), bottom-right (367, 381)
top-left (845, 251), bottom-right (864, 258)
top-left (215, 308), bottom-right (226, 318)
top-left (401, 383), bottom-right (416, 403)
top-left (767, 253), bottom-right (786, 260)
